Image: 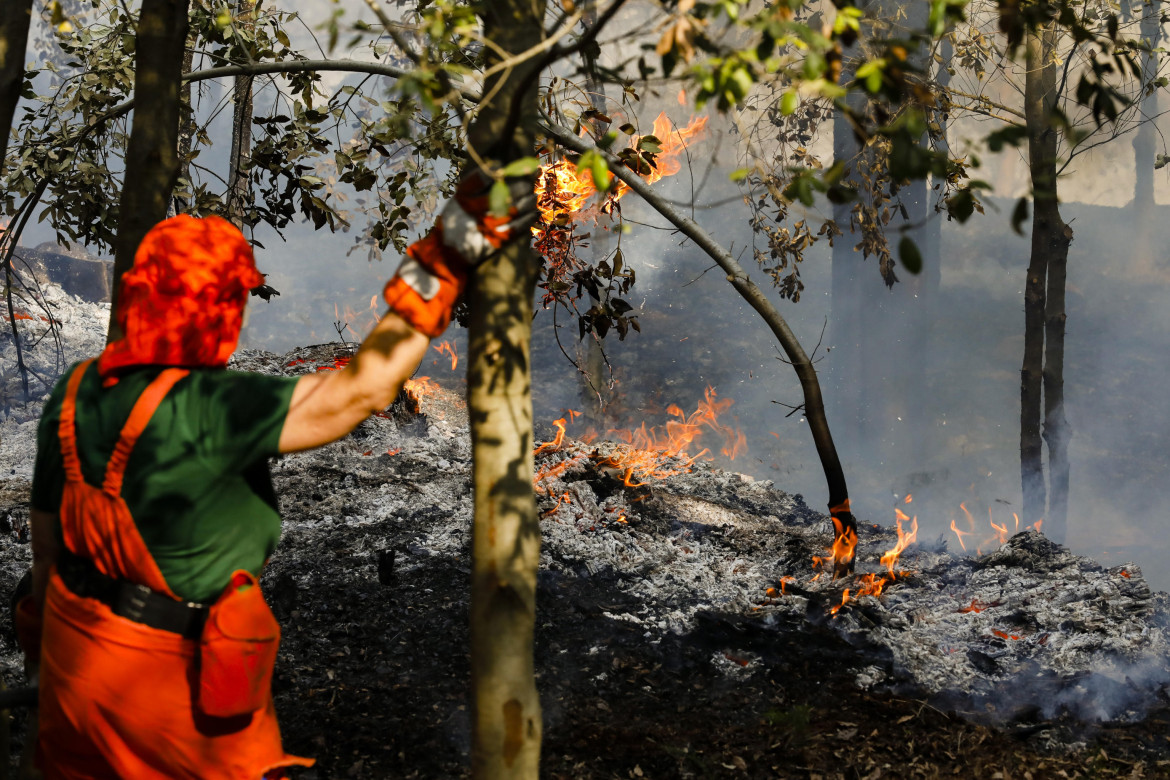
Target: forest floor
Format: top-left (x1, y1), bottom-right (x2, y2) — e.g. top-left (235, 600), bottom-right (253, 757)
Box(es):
top-left (2, 309), bottom-right (1170, 778)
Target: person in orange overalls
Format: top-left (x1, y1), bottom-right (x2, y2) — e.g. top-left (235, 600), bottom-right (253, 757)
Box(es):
top-left (19, 171), bottom-right (534, 779)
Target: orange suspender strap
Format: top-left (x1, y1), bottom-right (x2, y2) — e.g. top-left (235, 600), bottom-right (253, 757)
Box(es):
top-left (58, 358), bottom-right (96, 484)
top-left (102, 368), bottom-right (189, 495)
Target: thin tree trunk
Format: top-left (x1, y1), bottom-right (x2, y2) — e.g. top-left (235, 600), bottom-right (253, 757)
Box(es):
top-left (173, 43), bottom-right (195, 214)
top-left (1133, 0), bottom-right (1159, 261)
top-left (109, 0), bottom-right (191, 337)
top-left (225, 0), bottom-right (254, 228)
top-left (1021, 23), bottom-right (1062, 527)
top-left (544, 122), bottom-right (858, 573)
top-left (465, 0), bottom-right (547, 776)
top-left (1042, 222), bottom-right (1071, 542)
top-left (0, 0), bottom-right (34, 171)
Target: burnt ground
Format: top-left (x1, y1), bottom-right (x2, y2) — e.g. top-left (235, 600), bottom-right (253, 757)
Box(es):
top-left (2, 326), bottom-right (1170, 777)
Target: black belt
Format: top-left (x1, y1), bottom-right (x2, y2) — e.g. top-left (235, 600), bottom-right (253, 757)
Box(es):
top-left (56, 551), bottom-right (209, 639)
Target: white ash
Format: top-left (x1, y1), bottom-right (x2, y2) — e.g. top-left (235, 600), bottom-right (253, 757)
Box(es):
top-left (0, 287), bottom-right (1167, 733)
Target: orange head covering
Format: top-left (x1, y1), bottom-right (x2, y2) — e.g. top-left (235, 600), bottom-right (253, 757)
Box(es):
top-left (97, 215), bottom-right (263, 382)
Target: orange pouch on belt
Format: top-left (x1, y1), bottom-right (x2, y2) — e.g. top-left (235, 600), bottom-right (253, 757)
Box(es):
top-left (198, 570), bottom-right (280, 718)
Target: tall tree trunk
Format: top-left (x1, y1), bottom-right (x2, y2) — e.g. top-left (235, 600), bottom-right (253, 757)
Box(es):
top-left (109, 0), bottom-right (191, 336)
top-left (0, 0), bottom-right (33, 171)
top-left (1021, 22), bottom-right (1065, 527)
top-left (465, 0), bottom-right (546, 777)
top-left (225, 0), bottom-right (254, 228)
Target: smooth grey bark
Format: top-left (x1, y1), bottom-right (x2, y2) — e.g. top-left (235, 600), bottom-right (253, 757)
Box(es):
top-left (1021, 22), bottom-right (1073, 536)
top-left (109, 0), bottom-right (191, 336)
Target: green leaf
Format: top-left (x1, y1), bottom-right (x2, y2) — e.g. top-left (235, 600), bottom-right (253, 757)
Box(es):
top-left (500, 156), bottom-right (541, 177)
top-left (780, 90), bottom-right (798, 115)
top-left (945, 189), bottom-right (975, 223)
top-left (488, 179), bottom-right (511, 217)
top-left (898, 236), bottom-right (923, 275)
top-left (729, 167), bottom-right (751, 182)
top-left (986, 125), bottom-right (1027, 152)
top-left (577, 151), bottom-right (611, 191)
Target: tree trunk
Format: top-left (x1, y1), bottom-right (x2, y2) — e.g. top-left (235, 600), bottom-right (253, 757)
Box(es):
top-left (225, 0), bottom-right (254, 228)
top-left (0, 0), bottom-right (33, 171)
top-left (465, 0), bottom-right (546, 777)
top-left (1133, 0), bottom-right (1159, 261)
top-left (1041, 220), bottom-right (1071, 542)
top-left (173, 42), bottom-right (195, 214)
top-left (1021, 22), bottom-right (1063, 527)
top-left (109, 0), bottom-right (191, 336)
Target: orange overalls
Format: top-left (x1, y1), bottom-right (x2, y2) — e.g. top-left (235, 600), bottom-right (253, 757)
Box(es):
top-left (36, 359), bottom-right (313, 779)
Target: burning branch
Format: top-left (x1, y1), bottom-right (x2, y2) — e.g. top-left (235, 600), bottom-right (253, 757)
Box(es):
top-left (540, 118), bottom-right (859, 578)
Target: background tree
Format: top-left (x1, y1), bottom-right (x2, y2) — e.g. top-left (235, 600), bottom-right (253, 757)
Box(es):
top-left (108, 0), bottom-right (191, 330)
top-left (0, 0), bottom-right (34, 169)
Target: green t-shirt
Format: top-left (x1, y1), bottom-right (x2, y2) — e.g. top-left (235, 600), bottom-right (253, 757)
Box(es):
top-left (32, 362), bottom-right (299, 604)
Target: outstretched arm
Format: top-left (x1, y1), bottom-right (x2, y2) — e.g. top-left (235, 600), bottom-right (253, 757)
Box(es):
top-left (278, 312), bottom-right (430, 453)
top-left (278, 168), bottom-right (534, 454)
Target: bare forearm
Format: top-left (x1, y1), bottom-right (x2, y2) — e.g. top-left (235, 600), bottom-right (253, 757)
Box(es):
top-left (278, 311), bottom-right (430, 453)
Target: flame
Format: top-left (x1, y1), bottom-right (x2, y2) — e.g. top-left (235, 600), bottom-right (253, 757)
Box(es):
top-left (403, 375), bottom-right (440, 406)
top-left (535, 112), bottom-right (709, 227)
top-left (988, 507), bottom-right (1009, 545)
top-left (433, 340), bottom-right (458, 371)
top-left (904, 494), bottom-right (913, 504)
top-left (535, 418), bottom-right (567, 455)
top-left (533, 454), bottom-right (588, 493)
top-left (593, 385), bottom-right (746, 485)
top-left (533, 112), bottom-right (709, 292)
top-left (829, 515), bottom-right (857, 574)
top-left (541, 491), bottom-right (573, 517)
top-left (879, 512), bottom-right (918, 576)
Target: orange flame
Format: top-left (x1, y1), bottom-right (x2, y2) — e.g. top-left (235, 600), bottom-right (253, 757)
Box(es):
top-left (433, 340), bottom-right (458, 371)
top-left (535, 418), bottom-right (567, 456)
top-left (879, 512), bottom-right (918, 576)
top-left (595, 386), bottom-right (746, 484)
top-left (535, 112), bottom-right (709, 228)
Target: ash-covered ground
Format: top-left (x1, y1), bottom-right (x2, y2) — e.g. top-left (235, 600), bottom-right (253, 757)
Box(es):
top-left (3, 285), bottom-right (1170, 778)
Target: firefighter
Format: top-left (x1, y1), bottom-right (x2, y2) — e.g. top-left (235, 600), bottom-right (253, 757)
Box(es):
top-left (17, 171), bottom-right (532, 779)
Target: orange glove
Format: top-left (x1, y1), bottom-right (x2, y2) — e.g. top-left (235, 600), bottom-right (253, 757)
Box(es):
top-left (14, 595), bottom-right (42, 665)
top-left (384, 170), bottom-right (536, 338)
